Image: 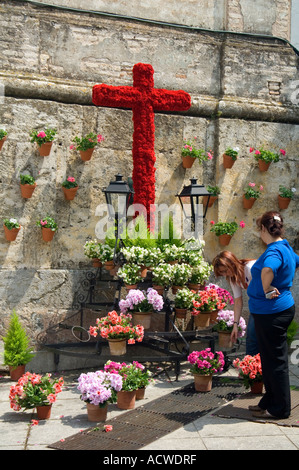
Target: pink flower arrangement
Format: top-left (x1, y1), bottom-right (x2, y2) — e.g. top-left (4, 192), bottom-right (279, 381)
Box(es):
top-left (9, 372), bottom-right (64, 411)
top-left (205, 283), bottom-right (234, 307)
top-left (119, 288), bottom-right (164, 314)
top-left (71, 133), bottom-right (104, 151)
top-left (244, 182), bottom-right (263, 199)
top-left (89, 310), bottom-right (144, 344)
top-left (104, 360), bottom-right (151, 391)
top-left (233, 354), bottom-right (263, 388)
top-left (77, 370), bottom-right (123, 407)
top-left (191, 286), bottom-right (227, 315)
top-left (213, 309), bottom-right (246, 337)
top-left (249, 146), bottom-right (285, 163)
top-left (187, 348), bottom-right (225, 375)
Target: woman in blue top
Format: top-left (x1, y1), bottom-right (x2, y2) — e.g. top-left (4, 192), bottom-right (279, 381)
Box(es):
top-left (248, 211), bottom-right (299, 419)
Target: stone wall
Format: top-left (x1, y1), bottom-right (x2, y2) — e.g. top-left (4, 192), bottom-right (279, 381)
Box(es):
top-left (0, 1), bottom-right (298, 345)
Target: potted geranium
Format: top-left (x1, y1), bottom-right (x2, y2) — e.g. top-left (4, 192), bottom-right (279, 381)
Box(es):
top-left (104, 361), bottom-right (142, 410)
top-left (191, 286), bottom-right (226, 329)
top-left (213, 309), bottom-right (246, 348)
top-left (210, 219), bottom-right (245, 246)
top-left (70, 132), bottom-right (104, 161)
top-left (3, 217), bottom-right (21, 242)
top-left (203, 185), bottom-right (221, 208)
top-left (223, 147), bottom-right (239, 168)
top-left (233, 353), bottom-right (263, 394)
top-left (187, 348), bottom-right (225, 392)
top-left (36, 216), bottom-right (58, 242)
top-left (151, 263), bottom-right (173, 294)
top-left (3, 311), bottom-right (35, 381)
top-left (181, 137), bottom-right (213, 168)
top-left (9, 372), bottom-right (64, 419)
top-left (89, 310), bottom-right (144, 356)
top-left (133, 361), bottom-right (153, 399)
top-left (30, 128), bottom-right (56, 156)
top-left (171, 263), bottom-right (192, 294)
top-left (0, 128), bottom-right (7, 151)
top-left (278, 185), bottom-right (296, 210)
top-left (174, 288), bottom-right (195, 319)
top-left (119, 288), bottom-right (164, 329)
top-left (187, 261), bottom-right (213, 290)
top-left (243, 182), bottom-right (263, 209)
top-left (61, 176), bottom-right (79, 200)
top-left (250, 146), bottom-right (285, 172)
top-left (77, 370), bottom-right (123, 422)
top-left (117, 263), bottom-right (142, 289)
top-left (20, 174), bottom-right (37, 199)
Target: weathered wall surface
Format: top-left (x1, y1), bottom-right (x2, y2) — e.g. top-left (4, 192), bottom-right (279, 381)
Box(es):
top-left (0, 1), bottom-right (298, 343)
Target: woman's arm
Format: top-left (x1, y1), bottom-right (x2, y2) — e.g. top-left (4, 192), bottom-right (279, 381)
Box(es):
top-left (231, 296), bottom-right (243, 344)
top-left (261, 267), bottom-right (280, 298)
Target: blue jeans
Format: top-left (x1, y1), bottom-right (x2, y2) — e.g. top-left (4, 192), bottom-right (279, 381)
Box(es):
top-left (246, 314), bottom-right (259, 356)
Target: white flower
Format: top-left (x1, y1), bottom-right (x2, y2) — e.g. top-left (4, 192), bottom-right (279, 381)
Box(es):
top-left (9, 218), bottom-right (17, 224)
top-left (291, 188), bottom-right (296, 193)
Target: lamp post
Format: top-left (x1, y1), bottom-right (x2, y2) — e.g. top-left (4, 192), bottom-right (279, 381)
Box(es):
top-left (176, 177), bottom-right (211, 238)
top-left (102, 174), bottom-right (134, 263)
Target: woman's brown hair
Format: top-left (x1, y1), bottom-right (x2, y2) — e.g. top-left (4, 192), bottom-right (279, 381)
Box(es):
top-left (212, 251), bottom-right (254, 287)
top-left (256, 211), bottom-right (284, 238)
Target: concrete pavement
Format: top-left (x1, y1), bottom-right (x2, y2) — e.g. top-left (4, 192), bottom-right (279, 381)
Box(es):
top-left (0, 359), bottom-right (299, 451)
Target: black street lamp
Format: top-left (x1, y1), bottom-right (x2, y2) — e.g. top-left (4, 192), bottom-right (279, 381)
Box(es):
top-left (102, 174), bottom-right (134, 263)
top-left (176, 177), bottom-right (211, 237)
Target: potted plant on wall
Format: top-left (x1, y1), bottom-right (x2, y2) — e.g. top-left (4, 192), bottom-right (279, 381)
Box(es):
top-left (243, 182), bottom-right (263, 209)
top-left (181, 137), bottom-right (213, 168)
top-left (250, 146), bottom-right (285, 172)
top-left (70, 132), bottom-right (104, 161)
top-left (20, 174), bottom-right (37, 199)
top-left (36, 216), bottom-right (58, 242)
top-left (3, 311), bottom-right (35, 381)
top-left (30, 128), bottom-right (57, 156)
top-left (223, 147), bottom-right (239, 169)
top-left (210, 219), bottom-right (245, 246)
top-left (278, 185), bottom-right (296, 209)
top-left (61, 176), bottom-right (79, 200)
top-left (3, 217), bottom-right (21, 241)
top-left (203, 185), bottom-right (220, 208)
top-left (0, 129), bottom-right (7, 151)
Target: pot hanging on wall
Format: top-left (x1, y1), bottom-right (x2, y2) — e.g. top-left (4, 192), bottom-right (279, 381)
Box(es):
top-left (0, 136), bottom-right (7, 151)
top-left (80, 148), bottom-right (94, 161)
top-left (4, 225), bottom-right (21, 242)
top-left (38, 142), bottom-right (53, 157)
top-left (243, 196), bottom-right (256, 209)
top-left (278, 195), bottom-right (291, 210)
top-left (20, 183), bottom-right (37, 199)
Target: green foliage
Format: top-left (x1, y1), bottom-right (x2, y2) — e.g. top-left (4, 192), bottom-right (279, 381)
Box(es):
top-left (207, 185), bottom-right (221, 196)
top-left (20, 174), bottom-right (35, 185)
top-left (224, 147), bottom-right (238, 160)
top-left (0, 129), bottom-right (7, 140)
top-left (156, 214), bottom-right (182, 249)
top-left (3, 311), bottom-right (35, 368)
top-left (287, 320), bottom-right (299, 346)
top-left (279, 185), bottom-right (296, 199)
top-left (30, 128), bottom-right (56, 146)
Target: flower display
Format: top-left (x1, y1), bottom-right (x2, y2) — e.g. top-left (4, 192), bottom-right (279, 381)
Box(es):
top-left (121, 246), bottom-right (160, 267)
top-left (104, 360), bottom-right (150, 392)
top-left (191, 286), bottom-right (226, 315)
top-left (188, 261), bottom-right (213, 284)
top-left (213, 309), bottom-right (246, 337)
top-left (182, 137), bottom-right (213, 163)
top-left (210, 220), bottom-right (245, 236)
top-left (3, 218), bottom-right (20, 230)
top-left (89, 310), bottom-right (144, 344)
top-left (250, 146), bottom-right (285, 163)
top-left (151, 263), bottom-right (175, 286)
top-left (77, 370), bottom-right (123, 407)
top-left (70, 133), bottom-right (104, 151)
top-left (244, 182), bottom-right (263, 199)
top-left (204, 283), bottom-right (234, 307)
top-left (174, 288), bottom-right (195, 309)
top-left (30, 128), bottom-right (57, 146)
top-left (187, 348), bottom-right (225, 375)
top-left (36, 216), bottom-right (58, 231)
top-left (171, 263), bottom-right (192, 286)
top-left (117, 263), bottom-right (142, 285)
top-left (161, 244), bottom-right (185, 263)
top-left (233, 353), bottom-right (263, 389)
top-left (278, 185), bottom-right (296, 199)
top-left (9, 372), bottom-right (64, 411)
top-left (119, 288), bottom-right (164, 314)
top-left (61, 176), bottom-right (78, 189)
top-left (83, 239), bottom-right (103, 259)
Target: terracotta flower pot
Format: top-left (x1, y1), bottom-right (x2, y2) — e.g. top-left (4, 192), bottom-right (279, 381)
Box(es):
top-left (36, 405), bottom-right (52, 420)
top-left (80, 148), bottom-right (94, 161)
top-left (86, 403), bottom-right (107, 422)
top-left (125, 284), bottom-right (138, 291)
top-left (187, 283), bottom-right (205, 291)
top-left (132, 311), bottom-right (152, 329)
top-left (9, 365), bottom-right (25, 381)
top-left (202, 195), bottom-right (218, 208)
top-left (243, 195), bottom-right (256, 209)
top-left (193, 374), bottom-right (213, 392)
top-left (41, 227), bottom-right (55, 242)
top-left (117, 390), bottom-right (136, 410)
top-left (278, 195), bottom-right (291, 210)
top-left (218, 331), bottom-right (232, 348)
top-left (92, 259), bottom-right (103, 268)
top-left (152, 285), bottom-right (164, 295)
top-left (20, 183), bottom-right (37, 199)
top-left (38, 142), bottom-right (53, 157)
top-left (140, 266), bottom-right (148, 278)
top-left (223, 153), bottom-right (236, 169)
top-left (250, 381), bottom-right (263, 394)
top-left (218, 234), bottom-right (232, 246)
top-left (136, 387), bottom-right (145, 400)
top-left (62, 186), bottom-right (79, 200)
top-left (209, 310), bottom-right (218, 325)
top-left (172, 285), bottom-right (184, 295)
top-left (0, 136), bottom-right (7, 151)
top-left (108, 338), bottom-right (127, 356)
top-left (174, 307), bottom-right (188, 319)
top-left (193, 311), bottom-right (210, 329)
top-left (4, 225), bottom-right (21, 242)
top-left (258, 160), bottom-right (271, 172)
top-left (181, 154), bottom-right (196, 168)
top-left (104, 260), bottom-right (115, 271)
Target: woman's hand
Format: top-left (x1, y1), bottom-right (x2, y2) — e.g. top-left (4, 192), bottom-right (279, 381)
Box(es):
top-left (230, 323), bottom-right (239, 344)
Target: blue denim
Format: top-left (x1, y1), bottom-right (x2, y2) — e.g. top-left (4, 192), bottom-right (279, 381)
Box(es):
top-left (246, 314), bottom-right (259, 355)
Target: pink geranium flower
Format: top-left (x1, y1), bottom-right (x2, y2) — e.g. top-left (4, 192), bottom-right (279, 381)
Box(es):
top-left (37, 131), bottom-right (46, 138)
top-left (239, 221), bottom-right (245, 228)
top-left (280, 149), bottom-right (286, 155)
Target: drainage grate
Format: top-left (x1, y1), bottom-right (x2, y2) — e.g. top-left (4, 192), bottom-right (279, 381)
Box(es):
top-left (49, 377), bottom-right (244, 450)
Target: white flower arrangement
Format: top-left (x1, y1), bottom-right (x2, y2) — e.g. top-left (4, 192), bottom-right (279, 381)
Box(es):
top-left (171, 263), bottom-right (192, 286)
top-left (189, 261), bottom-right (213, 284)
top-left (151, 263), bottom-right (174, 286)
top-left (174, 288), bottom-right (195, 309)
top-left (117, 263), bottom-right (142, 285)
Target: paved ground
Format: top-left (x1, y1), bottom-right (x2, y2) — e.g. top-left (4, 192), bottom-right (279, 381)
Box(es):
top-left (1, 358), bottom-right (299, 451)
